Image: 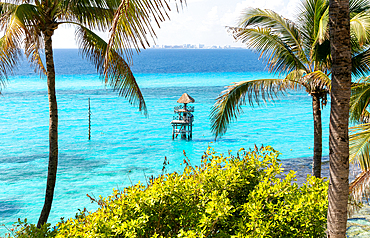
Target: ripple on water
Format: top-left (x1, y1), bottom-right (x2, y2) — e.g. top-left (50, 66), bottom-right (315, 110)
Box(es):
top-left (0, 200), bottom-right (21, 218)
top-left (0, 154), bottom-right (46, 164)
top-left (58, 154), bottom-right (109, 171)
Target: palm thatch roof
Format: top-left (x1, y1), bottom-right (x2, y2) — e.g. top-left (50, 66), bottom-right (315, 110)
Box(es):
top-left (177, 93), bottom-right (195, 104)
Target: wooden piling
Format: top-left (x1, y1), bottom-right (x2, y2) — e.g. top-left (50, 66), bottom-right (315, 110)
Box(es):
top-left (88, 98), bottom-right (91, 140)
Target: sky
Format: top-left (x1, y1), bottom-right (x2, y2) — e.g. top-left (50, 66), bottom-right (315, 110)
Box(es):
top-left (52, 0), bottom-right (301, 49)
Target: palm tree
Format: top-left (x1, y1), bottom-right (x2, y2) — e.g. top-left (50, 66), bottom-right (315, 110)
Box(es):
top-left (327, 0), bottom-right (352, 235)
top-left (347, 77), bottom-right (370, 212)
top-left (0, 0), bottom-right (184, 228)
top-left (210, 0), bottom-right (370, 178)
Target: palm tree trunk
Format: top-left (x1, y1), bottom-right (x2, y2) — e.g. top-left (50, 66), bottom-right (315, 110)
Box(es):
top-left (37, 30), bottom-right (58, 228)
top-left (327, 0), bottom-right (351, 236)
top-left (312, 93), bottom-right (322, 178)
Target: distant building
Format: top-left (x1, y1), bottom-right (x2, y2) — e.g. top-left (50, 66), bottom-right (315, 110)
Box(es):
top-left (172, 45), bottom-right (183, 49)
top-left (150, 44), bottom-right (245, 49)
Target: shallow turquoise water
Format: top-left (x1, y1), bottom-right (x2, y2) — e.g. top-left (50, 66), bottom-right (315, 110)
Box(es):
top-left (0, 50), bottom-right (330, 234)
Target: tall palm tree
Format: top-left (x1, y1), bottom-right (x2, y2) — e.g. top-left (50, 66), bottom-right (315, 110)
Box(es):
top-left (0, 0), bottom-right (184, 228)
top-left (210, 0), bottom-right (370, 178)
top-left (327, 0), bottom-right (352, 235)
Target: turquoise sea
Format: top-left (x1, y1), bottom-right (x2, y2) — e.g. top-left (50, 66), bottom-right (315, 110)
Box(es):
top-left (0, 49), bottom-right (329, 234)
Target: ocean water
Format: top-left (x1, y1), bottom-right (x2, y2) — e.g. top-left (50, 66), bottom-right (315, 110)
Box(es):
top-left (0, 49), bottom-right (329, 234)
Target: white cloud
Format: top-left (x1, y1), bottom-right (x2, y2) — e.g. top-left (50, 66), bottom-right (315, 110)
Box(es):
top-left (48, 0), bottom-right (302, 49)
top-left (232, 0), bottom-right (300, 20)
top-left (207, 6), bottom-right (219, 20)
top-left (52, 24), bottom-right (109, 49)
top-left (53, 25), bottom-right (77, 49)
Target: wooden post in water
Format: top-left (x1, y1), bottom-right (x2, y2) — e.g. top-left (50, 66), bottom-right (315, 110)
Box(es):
top-left (88, 98), bottom-right (91, 140)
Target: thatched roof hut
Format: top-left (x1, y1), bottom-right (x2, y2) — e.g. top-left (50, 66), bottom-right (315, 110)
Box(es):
top-left (177, 93), bottom-right (195, 104)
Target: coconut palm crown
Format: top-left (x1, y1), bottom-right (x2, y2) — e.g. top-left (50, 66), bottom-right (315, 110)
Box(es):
top-left (210, 0), bottom-right (370, 178)
top-left (0, 0), bottom-right (184, 227)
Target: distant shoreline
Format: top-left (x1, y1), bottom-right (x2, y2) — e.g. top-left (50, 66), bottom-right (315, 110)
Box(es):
top-left (280, 155), bottom-right (359, 185)
top-left (50, 47), bottom-right (250, 50)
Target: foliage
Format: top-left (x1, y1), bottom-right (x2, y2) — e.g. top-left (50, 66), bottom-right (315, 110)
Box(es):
top-left (211, 0), bottom-right (370, 138)
top-left (348, 76), bottom-right (370, 208)
top-left (2, 219), bottom-right (57, 238)
top-left (237, 171), bottom-right (328, 237)
top-left (6, 146), bottom-right (328, 237)
top-left (209, 0), bottom-right (370, 180)
top-left (350, 77), bottom-right (370, 169)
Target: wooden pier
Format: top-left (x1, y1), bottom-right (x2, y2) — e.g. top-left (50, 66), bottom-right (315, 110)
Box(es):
top-left (171, 93), bottom-right (195, 139)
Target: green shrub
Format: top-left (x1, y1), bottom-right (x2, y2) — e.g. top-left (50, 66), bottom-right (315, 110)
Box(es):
top-left (54, 146), bottom-right (328, 237)
top-left (8, 146), bottom-right (329, 237)
top-left (3, 218), bottom-right (57, 238)
top-left (237, 171), bottom-right (328, 237)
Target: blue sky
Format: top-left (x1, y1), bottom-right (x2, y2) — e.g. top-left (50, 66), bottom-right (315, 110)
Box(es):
top-left (53, 0), bottom-right (300, 48)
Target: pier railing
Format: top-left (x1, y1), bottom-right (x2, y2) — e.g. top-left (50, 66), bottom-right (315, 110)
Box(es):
top-left (174, 105), bottom-right (194, 112)
top-left (172, 115), bottom-right (194, 123)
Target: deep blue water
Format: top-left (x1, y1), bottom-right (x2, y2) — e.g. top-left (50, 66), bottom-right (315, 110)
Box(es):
top-left (0, 49), bottom-right (329, 234)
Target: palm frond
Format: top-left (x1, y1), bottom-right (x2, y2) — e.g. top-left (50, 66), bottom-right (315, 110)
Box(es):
top-left (0, 3), bottom-right (33, 91)
top-left (350, 11), bottom-right (370, 46)
top-left (352, 47), bottom-right (370, 77)
top-left (62, 0), bottom-right (116, 31)
top-left (301, 70), bottom-right (331, 93)
top-left (238, 8), bottom-right (301, 45)
top-left (210, 78), bottom-right (296, 138)
top-left (238, 8), bottom-right (303, 54)
top-left (348, 169), bottom-right (370, 216)
top-left (0, 2), bottom-right (19, 26)
top-left (106, 0), bottom-right (185, 66)
top-left (350, 77), bottom-right (370, 123)
top-left (349, 0), bottom-right (370, 14)
top-left (0, 36), bottom-right (21, 92)
top-left (314, 6), bottom-right (329, 45)
top-left (229, 27), bottom-right (307, 75)
top-left (24, 26), bottom-right (46, 76)
top-left (285, 69), bottom-right (306, 82)
top-left (7, 3), bottom-right (39, 28)
top-left (297, 0), bottom-right (332, 73)
top-left (349, 123), bottom-right (370, 171)
top-left (75, 25), bottom-right (147, 115)
top-left (298, 0), bottom-right (329, 46)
